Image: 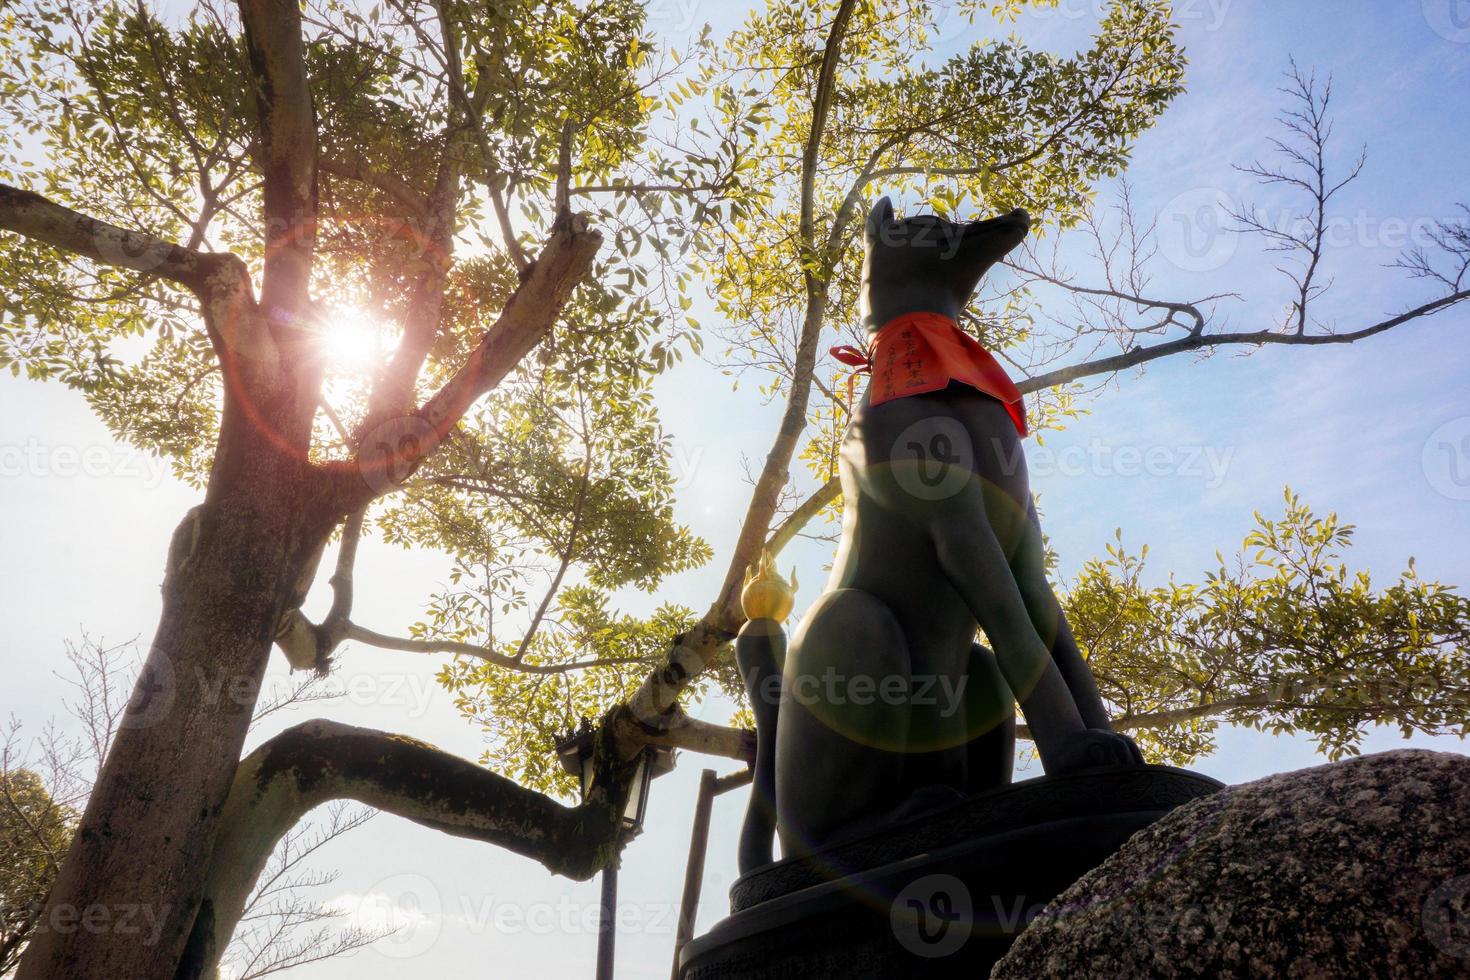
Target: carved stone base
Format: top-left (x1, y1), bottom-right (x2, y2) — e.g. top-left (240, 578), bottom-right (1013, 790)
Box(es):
top-left (677, 765), bottom-right (1222, 979)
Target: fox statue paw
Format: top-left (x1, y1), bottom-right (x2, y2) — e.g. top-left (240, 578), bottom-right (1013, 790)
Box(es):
top-left (1049, 729), bottom-right (1145, 773)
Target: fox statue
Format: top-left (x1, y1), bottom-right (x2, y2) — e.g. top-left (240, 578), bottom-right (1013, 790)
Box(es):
top-left (736, 196), bottom-right (1142, 872)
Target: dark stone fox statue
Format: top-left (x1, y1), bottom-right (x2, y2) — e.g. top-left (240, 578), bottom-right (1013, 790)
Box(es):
top-left (736, 197), bottom-right (1142, 874)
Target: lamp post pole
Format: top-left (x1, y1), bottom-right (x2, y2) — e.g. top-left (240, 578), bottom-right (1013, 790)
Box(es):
top-left (597, 862), bottom-right (619, 980)
top-left (554, 724), bottom-right (677, 980)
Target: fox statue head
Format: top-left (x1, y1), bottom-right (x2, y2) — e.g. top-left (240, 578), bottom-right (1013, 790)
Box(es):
top-left (860, 195), bottom-right (1031, 331)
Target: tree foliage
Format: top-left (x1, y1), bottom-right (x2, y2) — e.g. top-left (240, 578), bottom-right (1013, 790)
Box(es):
top-left (701, 0), bottom-right (1184, 480)
top-left (0, 769), bottom-right (73, 976)
top-left (1070, 490), bottom-right (1470, 764)
top-left (0, 0), bottom-right (728, 764)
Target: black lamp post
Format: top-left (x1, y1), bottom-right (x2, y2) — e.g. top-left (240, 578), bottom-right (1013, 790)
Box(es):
top-left (555, 721), bottom-right (676, 980)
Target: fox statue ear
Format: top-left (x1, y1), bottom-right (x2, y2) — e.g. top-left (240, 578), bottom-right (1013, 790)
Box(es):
top-left (865, 195), bottom-right (895, 244)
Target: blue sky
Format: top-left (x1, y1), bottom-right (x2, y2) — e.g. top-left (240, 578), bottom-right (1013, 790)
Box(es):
top-left (2, 3), bottom-right (1468, 978)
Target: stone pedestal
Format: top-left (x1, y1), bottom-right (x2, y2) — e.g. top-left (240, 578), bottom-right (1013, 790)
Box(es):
top-left (677, 765), bottom-right (1221, 979)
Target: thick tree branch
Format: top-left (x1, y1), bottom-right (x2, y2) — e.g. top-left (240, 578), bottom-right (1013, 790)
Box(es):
top-left (405, 215), bottom-right (600, 426)
top-left (0, 183), bottom-right (214, 292)
top-left (0, 183), bottom-right (274, 398)
top-left (238, 0), bottom-right (318, 317)
top-left (797, 0), bottom-right (856, 257)
top-left (318, 153), bottom-right (429, 219)
top-left (178, 720), bottom-right (627, 979)
top-left (641, 710), bottom-right (756, 765)
top-left (334, 212), bottom-right (603, 509)
top-left (354, 0), bottom-right (475, 430)
top-left (621, 0), bottom-right (858, 732)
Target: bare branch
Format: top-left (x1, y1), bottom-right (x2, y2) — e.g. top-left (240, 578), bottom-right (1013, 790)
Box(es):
top-left (1019, 289), bottom-right (1469, 391)
top-left (318, 153), bottom-right (429, 219)
top-left (340, 621), bottom-right (653, 675)
top-left (767, 279), bottom-right (1468, 553)
top-left (248, 675), bottom-right (343, 730)
top-left (766, 476), bottom-right (841, 558)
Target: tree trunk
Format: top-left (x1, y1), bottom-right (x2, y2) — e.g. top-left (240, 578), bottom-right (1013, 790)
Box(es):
top-left (16, 459), bottom-right (328, 979)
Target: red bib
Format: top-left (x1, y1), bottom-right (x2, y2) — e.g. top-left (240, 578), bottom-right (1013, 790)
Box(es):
top-left (831, 312), bottom-right (1028, 437)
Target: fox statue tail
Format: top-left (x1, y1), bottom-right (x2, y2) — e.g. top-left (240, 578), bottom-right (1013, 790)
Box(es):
top-left (735, 618), bottom-right (785, 874)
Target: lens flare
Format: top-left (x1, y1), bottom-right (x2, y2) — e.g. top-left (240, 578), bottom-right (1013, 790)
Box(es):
top-left (319, 307), bottom-right (385, 375)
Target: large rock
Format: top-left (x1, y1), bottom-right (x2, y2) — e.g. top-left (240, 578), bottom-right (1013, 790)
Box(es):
top-left (992, 750), bottom-right (1470, 979)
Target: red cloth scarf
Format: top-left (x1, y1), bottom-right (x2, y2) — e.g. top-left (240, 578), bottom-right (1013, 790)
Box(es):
top-left (830, 312), bottom-right (1028, 437)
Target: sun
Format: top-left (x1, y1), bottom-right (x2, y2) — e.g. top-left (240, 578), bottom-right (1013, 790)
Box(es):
top-left (319, 307), bottom-right (386, 375)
